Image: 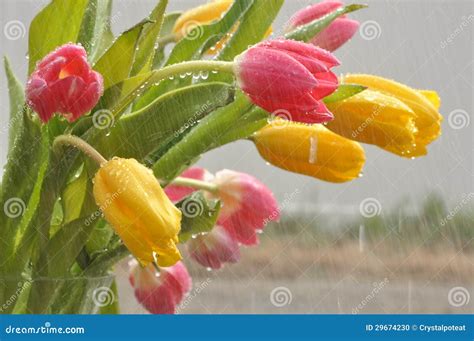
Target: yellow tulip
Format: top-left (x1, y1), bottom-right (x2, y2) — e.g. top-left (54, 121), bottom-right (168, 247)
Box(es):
top-left (173, 0), bottom-right (233, 39)
top-left (93, 158), bottom-right (182, 267)
top-left (326, 74), bottom-right (442, 158)
top-left (253, 122), bottom-right (365, 183)
top-left (173, 0), bottom-right (272, 53)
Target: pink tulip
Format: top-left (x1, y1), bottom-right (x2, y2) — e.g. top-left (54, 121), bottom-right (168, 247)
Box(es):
top-left (212, 170), bottom-right (280, 246)
top-left (187, 225), bottom-right (240, 269)
top-left (26, 43), bottom-right (103, 123)
top-left (286, 0), bottom-right (359, 51)
top-left (234, 39), bottom-right (339, 123)
top-left (164, 167), bottom-right (212, 202)
top-left (129, 260), bottom-right (191, 314)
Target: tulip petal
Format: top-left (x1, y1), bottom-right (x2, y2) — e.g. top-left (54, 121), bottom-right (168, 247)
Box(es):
top-left (262, 39), bottom-right (341, 67)
top-left (310, 18), bottom-right (360, 51)
top-left (254, 123), bottom-right (365, 183)
top-left (287, 0), bottom-right (344, 29)
top-left (236, 47), bottom-right (319, 99)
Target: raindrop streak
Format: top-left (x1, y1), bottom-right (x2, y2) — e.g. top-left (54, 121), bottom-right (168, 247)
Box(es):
top-left (359, 224), bottom-right (366, 252)
top-left (308, 136), bottom-right (317, 164)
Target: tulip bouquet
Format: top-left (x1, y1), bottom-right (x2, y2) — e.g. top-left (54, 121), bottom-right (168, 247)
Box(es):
top-left (0, 0), bottom-right (442, 314)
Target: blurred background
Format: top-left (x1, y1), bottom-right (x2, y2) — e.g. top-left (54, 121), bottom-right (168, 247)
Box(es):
top-left (1, 0), bottom-right (473, 313)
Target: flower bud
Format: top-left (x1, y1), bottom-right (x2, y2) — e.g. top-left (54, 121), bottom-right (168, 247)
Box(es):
top-left (326, 74), bottom-right (442, 157)
top-left (129, 260), bottom-right (191, 314)
top-left (210, 170), bottom-right (279, 246)
top-left (93, 158), bottom-right (182, 267)
top-left (253, 122), bottom-right (365, 183)
top-left (234, 39), bottom-right (339, 123)
top-left (286, 0), bottom-right (359, 51)
top-left (26, 43), bottom-right (103, 123)
top-left (187, 225), bottom-right (240, 269)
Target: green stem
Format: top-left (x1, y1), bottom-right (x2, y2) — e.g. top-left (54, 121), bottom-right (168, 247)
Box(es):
top-left (156, 33), bottom-right (178, 46)
top-left (112, 60), bottom-right (235, 116)
top-left (53, 135), bottom-right (107, 166)
top-left (169, 177), bottom-right (219, 194)
top-left (153, 60), bottom-right (235, 81)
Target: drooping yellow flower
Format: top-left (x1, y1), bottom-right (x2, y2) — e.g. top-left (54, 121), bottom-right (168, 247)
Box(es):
top-left (93, 158), bottom-right (182, 267)
top-left (253, 122), bottom-right (365, 183)
top-left (173, 0), bottom-right (272, 53)
top-left (326, 74), bottom-right (442, 158)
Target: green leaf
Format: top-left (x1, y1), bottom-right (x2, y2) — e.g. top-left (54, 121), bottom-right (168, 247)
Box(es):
top-left (0, 110), bottom-right (43, 259)
top-left (208, 0), bottom-right (283, 83)
top-left (61, 165), bottom-right (88, 224)
top-left (130, 0), bottom-right (168, 76)
top-left (176, 191), bottom-right (221, 242)
top-left (28, 0), bottom-right (89, 74)
top-left (153, 12), bottom-right (182, 68)
top-left (3, 57), bottom-right (25, 151)
top-left (215, 106), bottom-right (269, 146)
top-left (92, 71), bottom-right (155, 116)
top-left (93, 20), bottom-right (149, 89)
top-left (0, 123), bottom-right (48, 313)
top-left (218, 0), bottom-right (283, 61)
top-left (96, 82), bottom-right (234, 161)
top-left (45, 216), bottom-right (95, 277)
top-left (152, 92), bottom-right (253, 180)
top-left (85, 221), bottom-right (114, 256)
top-left (167, 0), bottom-right (253, 65)
top-left (285, 4), bottom-right (367, 42)
top-left (77, 0), bottom-right (115, 63)
top-left (133, 0), bottom-right (253, 111)
top-left (323, 84), bottom-right (367, 104)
